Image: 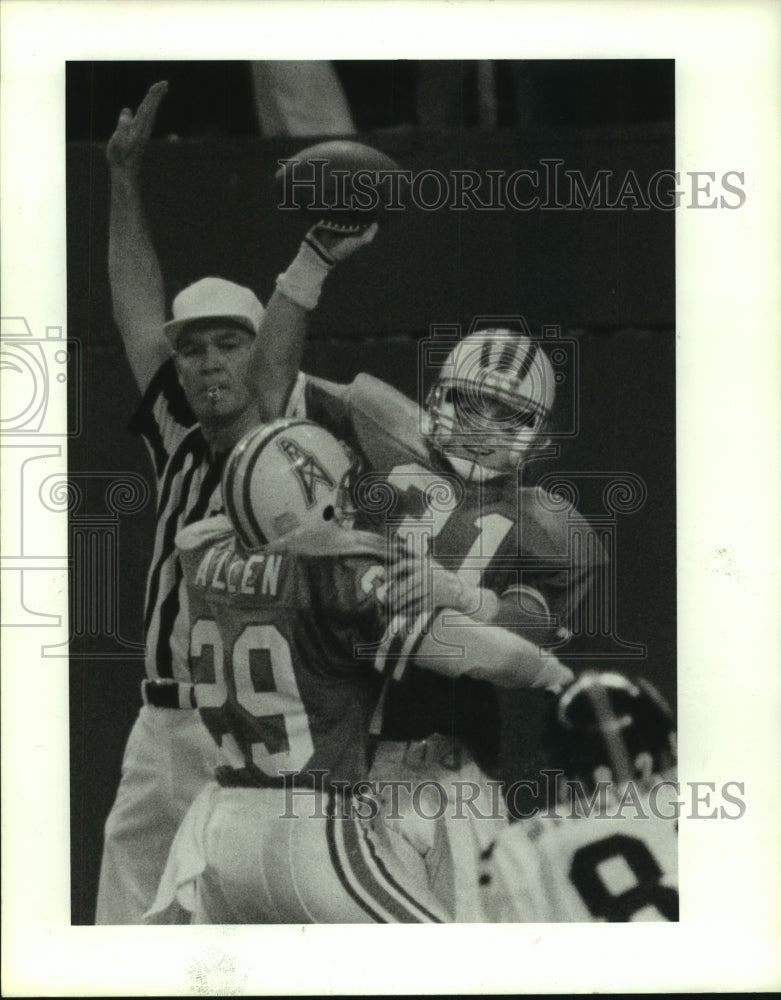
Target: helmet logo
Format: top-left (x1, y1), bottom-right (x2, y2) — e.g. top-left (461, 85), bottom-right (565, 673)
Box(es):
top-left (277, 436), bottom-right (336, 508)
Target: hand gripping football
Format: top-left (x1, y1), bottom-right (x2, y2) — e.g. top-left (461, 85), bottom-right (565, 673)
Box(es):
top-left (274, 140), bottom-right (401, 232)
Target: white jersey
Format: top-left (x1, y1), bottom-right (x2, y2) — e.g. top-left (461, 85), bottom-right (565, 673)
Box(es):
top-left (481, 792), bottom-right (678, 922)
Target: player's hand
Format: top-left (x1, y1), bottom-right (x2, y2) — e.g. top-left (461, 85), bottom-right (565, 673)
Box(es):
top-left (107, 80), bottom-right (168, 174)
top-left (536, 659), bottom-right (575, 693)
top-left (276, 218), bottom-right (379, 310)
top-left (388, 547), bottom-right (464, 618)
top-left (306, 220), bottom-right (379, 264)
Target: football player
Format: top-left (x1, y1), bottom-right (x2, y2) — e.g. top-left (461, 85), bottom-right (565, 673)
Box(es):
top-left (249, 317), bottom-right (603, 919)
top-left (265, 325), bottom-right (601, 764)
top-left (259, 294), bottom-right (603, 870)
top-left (239, 180), bottom-right (606, 919)
top-left (144, 418), bottom-right (573, 923)
top-left (479, 671), bottom-right (679, 922)
top-left (96, 81), bottom-right (376, 924)
top-left (253, 212), bottom-right (604, 772)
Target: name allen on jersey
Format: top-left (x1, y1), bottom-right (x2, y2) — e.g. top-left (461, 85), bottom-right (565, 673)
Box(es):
top-left (192, 536), bottom-right (284, 597)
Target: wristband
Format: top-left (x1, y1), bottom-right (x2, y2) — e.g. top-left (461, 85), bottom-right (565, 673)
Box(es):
top-left (275, 235), bottom-right (334, 310)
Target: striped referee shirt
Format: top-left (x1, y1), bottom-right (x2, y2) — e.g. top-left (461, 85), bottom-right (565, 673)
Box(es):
top-left (129, 360), bottom-right (306, 683)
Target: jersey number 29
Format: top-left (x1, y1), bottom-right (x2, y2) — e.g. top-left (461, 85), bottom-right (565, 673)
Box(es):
top-left (190, 618), bottom-right (314, 777)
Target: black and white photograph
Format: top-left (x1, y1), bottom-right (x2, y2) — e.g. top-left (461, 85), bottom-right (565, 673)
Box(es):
top-left (2, 2), bottom-right (780, 996)
top-left (65, 55), bottom-right (679, 929)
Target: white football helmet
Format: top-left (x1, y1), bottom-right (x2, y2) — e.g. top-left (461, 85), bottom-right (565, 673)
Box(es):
top-left (222, 419), bottom-right (358, 550)
top-left (424, 329), bottom-right (555, 478)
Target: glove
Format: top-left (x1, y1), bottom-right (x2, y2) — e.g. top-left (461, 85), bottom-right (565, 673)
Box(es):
top-left (275, 219), bottom-right (379, 309)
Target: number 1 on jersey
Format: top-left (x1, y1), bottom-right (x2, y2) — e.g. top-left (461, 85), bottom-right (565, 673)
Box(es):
top-left (388, 463), bottom-right (513, 580)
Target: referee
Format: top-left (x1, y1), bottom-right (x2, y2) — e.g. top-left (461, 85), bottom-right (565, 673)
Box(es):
top-left (96, 81), bottom-right (374, 922)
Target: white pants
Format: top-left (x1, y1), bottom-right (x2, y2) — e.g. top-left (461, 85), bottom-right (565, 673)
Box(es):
top-left (368, 734), bottom-right (509, 921)
top-left (95, 706), bottom-right (221, 924)
top-left (144, 783), bottom-right (451, 924)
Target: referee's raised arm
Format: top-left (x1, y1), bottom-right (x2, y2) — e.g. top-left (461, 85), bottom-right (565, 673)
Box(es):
top-left (107, 80), bottom-right (171, 394)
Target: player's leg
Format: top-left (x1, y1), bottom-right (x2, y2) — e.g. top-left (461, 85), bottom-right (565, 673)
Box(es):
top-left (195, 787), bottom-right (451, 923)
top-left (284, 789), bottom-right (450, 923)
top-left (369, 734), bottom-right (509, 921)
top-left (477, 821), bottom-right (550, 922)
top-left (96, 705), bottom-right (221, 924)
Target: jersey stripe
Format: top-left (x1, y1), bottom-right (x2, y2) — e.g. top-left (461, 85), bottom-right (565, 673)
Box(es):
top-left (185, 452), bottom-right (227, 526)
top-left (368, 618), bottom-right (408, 736)
top-left (144, 438), bottom-right (203, 636)
top-left (131, 365), bottom-right (228, 681)
top-left (388, 610), bottom-right (434, 681)
top-left (372, 614), bottom-right (407, 674)
top-left (154, 454), bottom-right (226, 677)
top-left (128, 359), bottom-right (196, 477)
top-left (150, 454), bottom-right (210, 677)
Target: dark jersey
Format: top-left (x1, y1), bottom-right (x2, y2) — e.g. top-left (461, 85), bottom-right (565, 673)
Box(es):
top-left (302, 373), bottom-right (604, 771)
top-left (177, 516), bottom-right (388, 790)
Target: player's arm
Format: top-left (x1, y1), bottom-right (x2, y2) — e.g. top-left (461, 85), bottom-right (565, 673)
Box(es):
top-left (473, 583), bottom-right (569, 646)
top-left (389, 550), bottom-right (565, 644)
top-left (107, 80), bottom-right (171, 394)
top-left (251, 222), bottom-right (378, 420)
top-left (393, 611), bottom-right (573, 692)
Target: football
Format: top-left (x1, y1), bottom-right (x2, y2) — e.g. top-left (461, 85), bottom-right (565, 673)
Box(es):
top-left (274, 139), bottom-right (401, 228)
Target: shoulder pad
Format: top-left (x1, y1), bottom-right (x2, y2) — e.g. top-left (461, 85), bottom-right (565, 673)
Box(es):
top-left (175, 514), bottom-right (233, 553)
top-left (349, 373), bottom-right (430, 469)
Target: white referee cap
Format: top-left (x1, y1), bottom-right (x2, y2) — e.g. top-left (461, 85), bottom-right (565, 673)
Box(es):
top-left (164, 277), bottom-right (265, 345)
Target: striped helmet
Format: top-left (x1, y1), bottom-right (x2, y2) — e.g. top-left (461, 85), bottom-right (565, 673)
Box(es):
top-left (545, 671), bottom-right (676, 787)
top-left (222, 419), bottom-right (357, 550)
top-left (424, 329), bottom-right (555, 476)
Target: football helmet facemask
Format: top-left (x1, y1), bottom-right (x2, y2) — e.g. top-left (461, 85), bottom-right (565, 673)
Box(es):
top-left (222, 418), bottom-right (358, 551)
top-left (424, 329), bottom-right (555, 479)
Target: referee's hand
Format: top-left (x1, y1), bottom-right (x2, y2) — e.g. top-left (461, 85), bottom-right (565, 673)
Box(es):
top-left (107, 80), bottom-right (168, 175)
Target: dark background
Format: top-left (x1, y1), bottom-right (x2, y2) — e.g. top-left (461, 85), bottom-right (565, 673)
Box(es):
top-left (67, 60), bottom-right (675, 924)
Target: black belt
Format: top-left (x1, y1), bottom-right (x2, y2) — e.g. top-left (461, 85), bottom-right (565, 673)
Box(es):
top-left (141, 679), bottom-right (197, 710)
